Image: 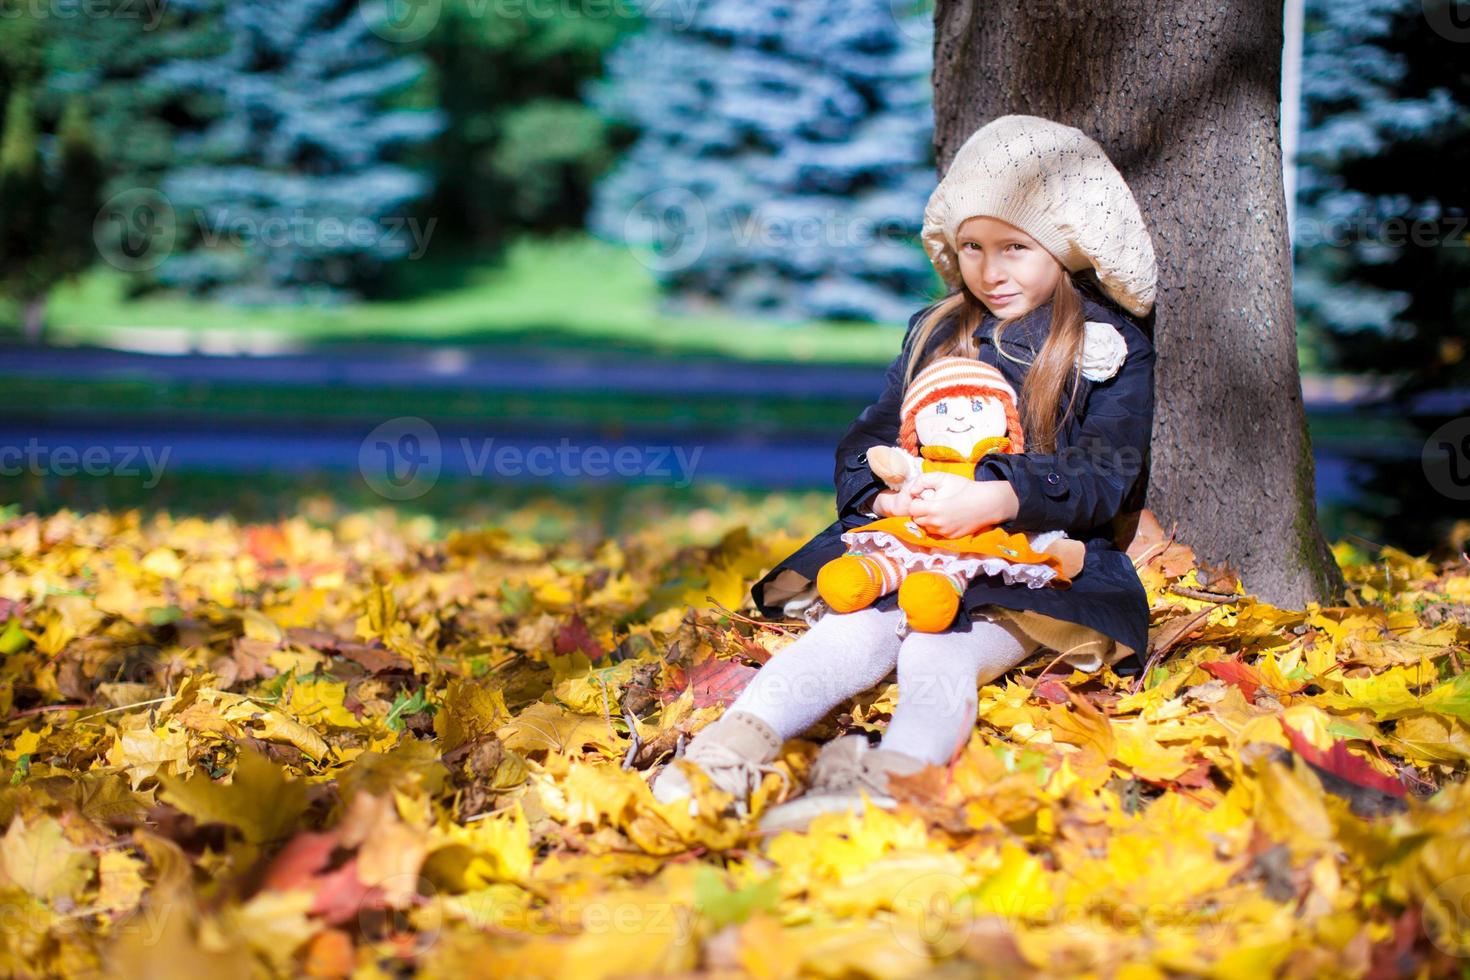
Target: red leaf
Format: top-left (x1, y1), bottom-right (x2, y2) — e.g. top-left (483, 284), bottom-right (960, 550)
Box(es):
top-left (260, 831), bottom-right (339, 892)
top-left (554, 614), bottom-right (603, 659)
top-left (335, 641), bottom-right (408, 673)
top-left (310, 857), bottom-right (385, 925)
top-left (1033, 679), bottom-right (1070, 704)
top-left (736, 634), bottom-right (773, 666)
top-left (1200, 659), bottom-right (1265, 700)
top-left (686, 656), bottom-right (759, 709)
top-left (658, 663), bottom-right (689, 704)
top-left (245, 525), bottom-right (289, 566)
top-left (1173, 759), bottom-right (1214, 788)
top-left (1281, 721), bottom-right (1406, 798)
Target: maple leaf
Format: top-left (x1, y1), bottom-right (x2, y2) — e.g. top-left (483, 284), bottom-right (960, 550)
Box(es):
top-left (158, 745), bottom-right (308, 845)
top-left (0, 814), bottom-right (94, 900)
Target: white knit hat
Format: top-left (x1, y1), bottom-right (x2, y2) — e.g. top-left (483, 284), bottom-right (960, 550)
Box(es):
top-left (921, 115), bottom-right (1158, 318)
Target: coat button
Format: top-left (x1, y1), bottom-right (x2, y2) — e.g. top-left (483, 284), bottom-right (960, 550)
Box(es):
top-left (1042, 472), bottom-right (1067, 499)
top-left (1045, 473), bottom-right (1060, 485)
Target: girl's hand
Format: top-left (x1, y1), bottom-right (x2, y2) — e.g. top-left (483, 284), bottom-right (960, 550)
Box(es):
top-left (907, 473), bottom-right (1021, 537)
top-left (871, 481), bottom-right (927, 517)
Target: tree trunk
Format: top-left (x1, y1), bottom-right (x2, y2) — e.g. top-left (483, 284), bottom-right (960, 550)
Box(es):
top-left (931, 0), bottom-right (1345, 608)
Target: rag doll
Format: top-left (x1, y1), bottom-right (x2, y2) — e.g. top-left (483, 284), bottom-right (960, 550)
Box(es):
top-left (816, 356), bottom-right (1085, 634)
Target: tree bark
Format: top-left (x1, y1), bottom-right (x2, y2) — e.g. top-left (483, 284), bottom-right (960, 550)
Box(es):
top-left (931, 0), bottom-right (1345, 608)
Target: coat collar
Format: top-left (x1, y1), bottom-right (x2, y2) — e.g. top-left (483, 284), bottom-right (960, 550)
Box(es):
top-left (972, 300), bottom-right (1053, 353)
top-left (970, 294), bottom-right (1118, 351)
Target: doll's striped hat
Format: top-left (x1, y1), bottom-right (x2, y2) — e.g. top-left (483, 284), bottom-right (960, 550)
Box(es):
top-left (899, 356), bottom-right (1024, 455)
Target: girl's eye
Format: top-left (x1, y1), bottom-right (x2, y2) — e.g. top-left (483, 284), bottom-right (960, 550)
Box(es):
top-left (1006, 243), bottom-right (1025, 252)
top-left (936, 404), bottom-right (947, 415)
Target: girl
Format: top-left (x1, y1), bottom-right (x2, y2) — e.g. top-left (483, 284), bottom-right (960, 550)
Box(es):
top-left (651, 114), bottom-right (1159, 833)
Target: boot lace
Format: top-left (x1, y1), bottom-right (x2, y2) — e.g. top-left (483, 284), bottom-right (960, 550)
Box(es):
top-left (809, 740), bottom-right (891, 798)
top-left (684, 741), bottom-right (792, 813)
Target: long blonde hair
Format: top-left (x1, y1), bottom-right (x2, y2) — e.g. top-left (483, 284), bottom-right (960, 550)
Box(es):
top-left (902, 271), bottom-right (1094, 453)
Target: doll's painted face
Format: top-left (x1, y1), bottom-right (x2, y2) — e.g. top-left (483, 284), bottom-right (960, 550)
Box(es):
top-left (914, 392), bottom-right (1008, 455)
top-left (956, 216), bottom-right (1064, 318)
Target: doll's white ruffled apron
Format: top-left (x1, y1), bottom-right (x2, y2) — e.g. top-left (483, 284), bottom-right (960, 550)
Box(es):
top-left (838, 441), bottom-right (1072, 590)
top-left (839, 517), bottom-right (1068, 589)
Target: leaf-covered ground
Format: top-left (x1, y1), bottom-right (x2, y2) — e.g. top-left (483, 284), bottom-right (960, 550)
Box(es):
top-left (0, 498), bottom-right (1468, 978)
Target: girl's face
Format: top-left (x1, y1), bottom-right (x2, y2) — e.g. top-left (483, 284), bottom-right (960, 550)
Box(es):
top-left (914, 393), bottom-right (1008, 455)
top-left (955, 216), bottom-right (1063, 317)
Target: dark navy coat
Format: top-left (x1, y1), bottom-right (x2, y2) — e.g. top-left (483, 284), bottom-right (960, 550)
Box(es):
top-left (750, 292), bottom-right (1156, 658)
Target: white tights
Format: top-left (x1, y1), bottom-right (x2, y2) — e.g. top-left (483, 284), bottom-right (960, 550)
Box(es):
top-left (726, 603), bottom-right (1040, 767)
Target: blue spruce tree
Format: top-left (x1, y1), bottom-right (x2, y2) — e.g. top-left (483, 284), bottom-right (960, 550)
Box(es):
top-left (1295, 0), bottom-right (1468, 390)
top-left (1295, 0), bottom-right (1468, 550)
top-left (146, 0), bottom-right (443, 304)
top-left (586, 0), bottom-right (936, 324)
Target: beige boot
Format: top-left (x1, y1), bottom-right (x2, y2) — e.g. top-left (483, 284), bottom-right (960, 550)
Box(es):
top-left (650, 710), bottom-right (790, 818)
top-left (755, 734), bottom-right (930, 835)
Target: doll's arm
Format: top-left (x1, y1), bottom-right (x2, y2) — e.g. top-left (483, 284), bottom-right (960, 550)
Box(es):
top-left (834, 304), bottom-right (937, 525)
top-left (865, 445), bottom-right (923, 490)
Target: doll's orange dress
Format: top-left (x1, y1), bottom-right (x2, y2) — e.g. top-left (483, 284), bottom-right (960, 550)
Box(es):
top-left (841, 439), bottom-right (1071, 587)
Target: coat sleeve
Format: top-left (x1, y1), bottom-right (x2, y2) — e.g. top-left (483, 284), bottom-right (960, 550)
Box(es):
top-left (832, 307), bottom-right (930, 526)
top-left (976, 329), bottom-right (1156, 536)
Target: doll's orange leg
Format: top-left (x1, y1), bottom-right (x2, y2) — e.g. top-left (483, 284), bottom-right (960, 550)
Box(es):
top-left (897, 569), bottom-right (967, 632)
top-left (817, 552), bottom-right (901, 612)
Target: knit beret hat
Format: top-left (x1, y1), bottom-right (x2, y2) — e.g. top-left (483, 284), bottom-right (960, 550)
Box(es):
top-left (920, 114), bottom-right (1158, 318)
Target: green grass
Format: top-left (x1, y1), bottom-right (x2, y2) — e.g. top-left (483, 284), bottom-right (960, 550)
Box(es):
top-left (29, 233), bottom-right (915, 367)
